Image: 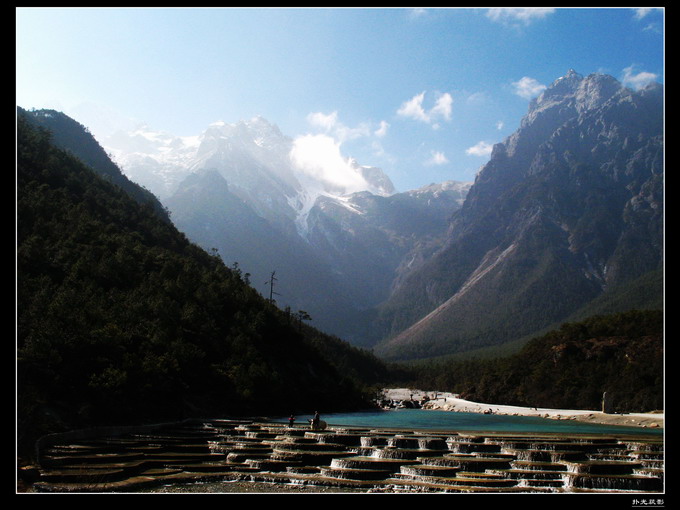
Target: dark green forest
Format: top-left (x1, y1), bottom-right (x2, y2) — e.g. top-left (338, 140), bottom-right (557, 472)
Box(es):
top-left (407, 309), bottom-right (663, 414)
top-left (16, 111), bottom-right (391, 455)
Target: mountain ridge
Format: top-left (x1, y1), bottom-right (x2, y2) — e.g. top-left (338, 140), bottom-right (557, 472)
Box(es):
top-left (18, 107), bottom-right (171, 224)
top-left (373, 70), bottom-right (663, 360)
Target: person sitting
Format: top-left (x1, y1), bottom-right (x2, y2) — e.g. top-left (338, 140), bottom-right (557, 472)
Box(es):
top-left (309, 411), bottom-right (323, 430)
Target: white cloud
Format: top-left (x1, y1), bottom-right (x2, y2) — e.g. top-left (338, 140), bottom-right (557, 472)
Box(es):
top-left (397, 92), bottom-right (429, 122)
top-left (374, 120), bottom-right (389, 138)
top-left (466, 141), bottom-right (494, 157)
top-left (306, 111), bottom-right (338, 131)
top-left (486, 8), bottom-right (555, 26)
top-left (397, 91), bottom-right (453, 126)
top-left (512, 76), bottom-right (547, 100)
top-left (425, 150), bottom-right (449, 166)
top-left (306, 110), bottom-right (372, 144)
top-left (293, 111), bottom-right (394, 194)
top-left (290, 133), bottom-right (369, 193)
top-left (621, 66), bottom-right (658, 90)
top-left (431, 93), bottom-right (453, 121)
top-left (496, 121), bottom-right (504, 130)
top-left (335, 122), bottom-right (372, 143)
top-left (633, 8), bottom-right (654, 20)
top-left (632, 8), bottom-right (663, 33)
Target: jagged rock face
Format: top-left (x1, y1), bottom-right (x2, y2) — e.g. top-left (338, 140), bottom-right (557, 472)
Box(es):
top-left (374, 71), bottom-right (663, 360)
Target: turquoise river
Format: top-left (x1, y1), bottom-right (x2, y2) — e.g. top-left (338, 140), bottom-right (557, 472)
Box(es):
top-left (274, 409), bottom-right (663, 437)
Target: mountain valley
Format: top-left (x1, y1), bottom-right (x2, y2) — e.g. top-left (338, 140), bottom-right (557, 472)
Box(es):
top-left (22, 69), bottom-right (663, 361)
top-left (103, 116), bottom-right (471, 345)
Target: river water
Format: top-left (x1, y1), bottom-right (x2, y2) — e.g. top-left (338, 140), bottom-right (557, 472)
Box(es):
top-left (274, 408), bottom-right (663, 437)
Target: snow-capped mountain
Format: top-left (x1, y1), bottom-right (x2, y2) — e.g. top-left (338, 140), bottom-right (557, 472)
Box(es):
top-left (104, 117), bottom-right (468, 341)
top-left (105, 124), bottom-right (201, 199)
top-left (106, 116), bottom-right (394, 237)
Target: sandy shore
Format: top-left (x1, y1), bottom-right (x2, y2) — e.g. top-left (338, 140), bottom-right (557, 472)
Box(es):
top-left (382, 388), bottom-right (664, 429)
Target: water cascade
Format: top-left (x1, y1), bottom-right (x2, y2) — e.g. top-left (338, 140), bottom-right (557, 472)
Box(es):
top-left (27, 419), bottom-right (663, 493)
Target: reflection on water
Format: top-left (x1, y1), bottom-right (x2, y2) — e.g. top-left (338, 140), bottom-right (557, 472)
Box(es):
top-left (274, 408), bottom-right (662, 436)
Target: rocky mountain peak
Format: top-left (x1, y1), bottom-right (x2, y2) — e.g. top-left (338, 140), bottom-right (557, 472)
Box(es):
top-left (348, 158), bottom-right (395, 197)
top-left (202, 116), bottom-right (287, 147)
top-left (374, 70), bottom-right (662, 360)
top-left (499, 71), bottom-right (626, 165)
top-left (526, 70), bottom-right (622, 122)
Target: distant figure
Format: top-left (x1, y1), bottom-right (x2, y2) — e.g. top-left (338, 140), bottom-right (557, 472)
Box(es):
top-left (309, 411), bottom-right (326, 431)
top-left (288, 415), bottom-right (296, 427)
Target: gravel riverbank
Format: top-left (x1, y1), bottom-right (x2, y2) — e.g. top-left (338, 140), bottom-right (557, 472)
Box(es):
top-left (382, 388), bottom-right (664, 429)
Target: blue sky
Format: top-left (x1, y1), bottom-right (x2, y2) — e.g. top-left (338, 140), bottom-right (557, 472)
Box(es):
top-left (16, 7), bottom-right (664, 192)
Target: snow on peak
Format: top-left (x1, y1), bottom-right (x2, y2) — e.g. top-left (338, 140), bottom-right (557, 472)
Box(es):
top-left (105, 115), bottom-right (395, 235)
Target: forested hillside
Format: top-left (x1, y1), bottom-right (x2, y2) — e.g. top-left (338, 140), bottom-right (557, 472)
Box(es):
top-left (409, 310), bottom-right (663, 413)
top-left (16, 112), bottom-right (387, 455)
top-left (19, 107), bottom-right (171, 223)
